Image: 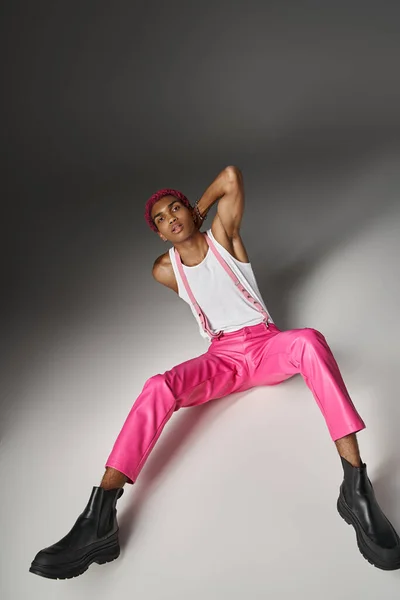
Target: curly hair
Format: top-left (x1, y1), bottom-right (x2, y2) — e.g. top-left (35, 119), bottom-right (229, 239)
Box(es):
top-left (144, 188), bottom-right (192, 233)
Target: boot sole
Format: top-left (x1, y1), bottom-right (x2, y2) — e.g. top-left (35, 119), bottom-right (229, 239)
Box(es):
top-left (29, 537), bottom-right (120, 580)
top-left (337, 493), bottom-right (400, 571)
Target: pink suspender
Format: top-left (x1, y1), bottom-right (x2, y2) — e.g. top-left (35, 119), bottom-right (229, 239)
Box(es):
top-left (174, 232), bottom-right (271, 340)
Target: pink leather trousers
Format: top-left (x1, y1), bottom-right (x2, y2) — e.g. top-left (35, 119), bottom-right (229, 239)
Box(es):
top-left (105, 322), bottom-right (366, 484)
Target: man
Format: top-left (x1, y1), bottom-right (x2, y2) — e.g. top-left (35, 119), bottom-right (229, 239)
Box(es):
top-left (30, 166), bottom-right (400, 579)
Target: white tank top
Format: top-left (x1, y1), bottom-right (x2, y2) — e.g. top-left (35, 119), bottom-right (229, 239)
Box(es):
top-left (169, 228), bottom-right (274, 341)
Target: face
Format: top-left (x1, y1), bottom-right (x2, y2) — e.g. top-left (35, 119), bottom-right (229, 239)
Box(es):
top-left (151, 196), bottom-right (197, 241)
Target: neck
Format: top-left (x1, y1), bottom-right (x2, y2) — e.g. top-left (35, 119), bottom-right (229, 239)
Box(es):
top-left (174, 230), bottom-right (208, 267)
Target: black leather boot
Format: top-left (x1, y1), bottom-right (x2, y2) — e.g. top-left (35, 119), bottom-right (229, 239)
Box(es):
top-left (337, 456), bottom-right (400, 570)
top-left (29, 486), bottom-right (124, 579)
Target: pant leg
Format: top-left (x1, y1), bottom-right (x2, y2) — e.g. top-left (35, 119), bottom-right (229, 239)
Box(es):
top-left (245, 323), bottom-right (366, 441)
top-left (105, 348), bottom-right (246, 484)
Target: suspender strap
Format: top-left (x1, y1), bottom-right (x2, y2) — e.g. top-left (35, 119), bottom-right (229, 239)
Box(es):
top-left (205, 233), bottom-right (271, 323)
top-left (174, 232), bottom-right (271, 339)
top-left (174, 237), bottom-right (216, 339)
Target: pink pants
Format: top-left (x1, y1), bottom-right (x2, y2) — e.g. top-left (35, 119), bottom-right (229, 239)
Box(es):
top-left (105, 322), bottom-right (366, 484)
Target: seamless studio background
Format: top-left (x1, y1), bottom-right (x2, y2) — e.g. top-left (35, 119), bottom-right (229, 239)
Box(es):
top-left (1, 1), bottom-right (400, 599)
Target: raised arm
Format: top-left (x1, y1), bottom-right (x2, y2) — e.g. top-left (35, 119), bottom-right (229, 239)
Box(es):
top-left (195, 166), bottom-right (245, 239)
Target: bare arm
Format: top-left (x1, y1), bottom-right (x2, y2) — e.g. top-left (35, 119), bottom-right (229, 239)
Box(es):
top-left (196, 166), bottom-right (245, 239)
top-left (152, 254), bottom-right (178, 294)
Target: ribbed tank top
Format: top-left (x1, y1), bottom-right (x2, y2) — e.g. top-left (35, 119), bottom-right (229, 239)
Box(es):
top-left (169, 228), bottom-right (274, 341)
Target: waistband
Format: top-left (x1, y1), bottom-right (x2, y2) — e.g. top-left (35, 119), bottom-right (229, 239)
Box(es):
top-left (210, 320), bottom-right (276, 342)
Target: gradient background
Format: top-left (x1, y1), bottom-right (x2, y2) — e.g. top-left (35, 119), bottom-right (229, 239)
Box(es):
top-left (2, 1), bottom-right (400, 598)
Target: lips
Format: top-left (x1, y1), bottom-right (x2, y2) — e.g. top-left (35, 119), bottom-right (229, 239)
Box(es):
top-left (171, 223), bottom-right (183, 233)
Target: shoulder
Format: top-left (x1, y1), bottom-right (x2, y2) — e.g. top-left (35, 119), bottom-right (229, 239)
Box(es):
top-left (152, 251), bottom-right (178, 294)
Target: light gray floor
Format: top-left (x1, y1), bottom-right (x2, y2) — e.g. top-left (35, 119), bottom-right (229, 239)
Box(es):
top-left (3, 198), bottom-right (400, 599)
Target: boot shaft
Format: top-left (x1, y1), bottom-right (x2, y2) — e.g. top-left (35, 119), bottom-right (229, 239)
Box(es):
top-left (340, 456), bottom-right (373, 505)
top-left (81, 486), bottom-right (124, 538)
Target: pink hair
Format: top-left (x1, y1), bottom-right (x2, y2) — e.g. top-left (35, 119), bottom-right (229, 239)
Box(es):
top-left (144, 188), bottom-right (191, 233)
